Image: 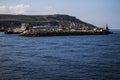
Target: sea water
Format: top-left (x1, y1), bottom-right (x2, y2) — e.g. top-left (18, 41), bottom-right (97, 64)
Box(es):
top-left (0, 30), bottom-right (120, 80)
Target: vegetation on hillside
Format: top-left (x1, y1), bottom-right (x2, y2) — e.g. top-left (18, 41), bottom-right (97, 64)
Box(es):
top-left (0, 14), bottom-right (97, 29)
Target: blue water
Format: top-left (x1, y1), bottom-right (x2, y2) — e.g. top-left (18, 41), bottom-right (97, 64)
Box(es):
top-left (0, 30), bottom-right (120, 80)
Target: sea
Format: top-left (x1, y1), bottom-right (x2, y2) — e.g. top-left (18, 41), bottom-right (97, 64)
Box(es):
top-left (0, 30), bottom-right (120, 80)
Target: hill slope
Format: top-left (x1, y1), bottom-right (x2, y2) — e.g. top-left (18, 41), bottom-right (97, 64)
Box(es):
top-left (0, 14), bottom-right (98, 29)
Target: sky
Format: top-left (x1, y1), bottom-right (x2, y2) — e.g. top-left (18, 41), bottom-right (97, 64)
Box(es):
top-left (0, 0), bottom-right (120, 29)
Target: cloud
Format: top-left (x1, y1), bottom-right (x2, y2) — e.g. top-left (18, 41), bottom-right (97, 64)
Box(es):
top-left (0, 4), bottom-right (30, 14)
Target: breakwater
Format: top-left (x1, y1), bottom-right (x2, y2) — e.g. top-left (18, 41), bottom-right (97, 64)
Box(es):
top-left (20, 30), bottom-right (112, 37)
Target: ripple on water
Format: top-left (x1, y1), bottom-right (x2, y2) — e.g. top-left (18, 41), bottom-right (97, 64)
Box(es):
top-left (0, 44), bottom-right (14, 47)
top-left (0, 31), bottom-right (120, 80)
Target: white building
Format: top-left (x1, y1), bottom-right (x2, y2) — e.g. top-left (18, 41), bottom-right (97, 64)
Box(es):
top-left (21, 23), bottom-right (29, 31)
top-left (31, 25), bottom-right (58, 31)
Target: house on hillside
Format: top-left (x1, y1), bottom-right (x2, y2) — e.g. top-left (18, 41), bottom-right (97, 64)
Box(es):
top-left (30, 25), bottom-right (58, 31)
top-left (21, 23), bottom-right (29, 31)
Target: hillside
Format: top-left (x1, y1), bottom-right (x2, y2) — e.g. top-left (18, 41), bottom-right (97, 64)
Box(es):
top-left (0, 14), bottom-right (98, 29)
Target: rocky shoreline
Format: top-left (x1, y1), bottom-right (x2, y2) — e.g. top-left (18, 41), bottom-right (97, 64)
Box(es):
top-left (4, 23), bottom-right (112, 37)
top-left (4, 28), bottom-right (112, 37)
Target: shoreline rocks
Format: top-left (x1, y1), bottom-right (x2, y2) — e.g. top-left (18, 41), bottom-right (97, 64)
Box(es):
top-left (20, 30), bottom-right (112, 37)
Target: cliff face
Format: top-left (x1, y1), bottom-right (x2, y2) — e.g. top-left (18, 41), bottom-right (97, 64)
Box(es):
top-left (0, 14), bottom-right (98, 29)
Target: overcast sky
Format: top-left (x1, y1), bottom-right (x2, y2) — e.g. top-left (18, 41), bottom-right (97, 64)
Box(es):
top-left (0, 0), bottom-right (120, 29)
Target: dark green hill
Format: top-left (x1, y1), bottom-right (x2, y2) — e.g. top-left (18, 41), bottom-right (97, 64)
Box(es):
top-left (0, 14), bottom-right (97, 29)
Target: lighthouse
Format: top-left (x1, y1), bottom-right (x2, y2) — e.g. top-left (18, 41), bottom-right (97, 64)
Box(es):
top-left (102, 24), bottom-right (109, 31)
